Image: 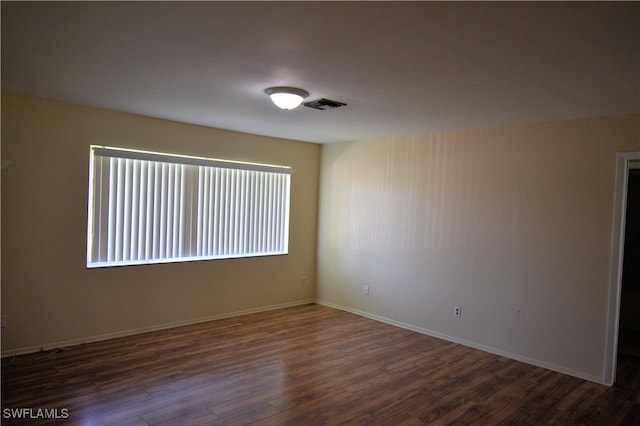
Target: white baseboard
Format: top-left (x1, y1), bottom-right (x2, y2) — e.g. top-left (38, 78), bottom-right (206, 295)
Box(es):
top-left (316, 299), bottom-right (604, 385)
top-left (1, 299), bottom-right (315, 358)
top-left (2, 298), bottom-right (606, 385)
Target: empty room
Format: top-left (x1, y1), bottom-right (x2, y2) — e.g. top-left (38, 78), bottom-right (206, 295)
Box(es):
top-left (1, 2), bottom-right (639, 425)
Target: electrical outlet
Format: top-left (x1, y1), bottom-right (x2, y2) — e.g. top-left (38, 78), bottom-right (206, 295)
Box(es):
top-left (453, 305), bottom-right (461, 318)
top-left (300, 277), bottom-right (307, 286)
top-left (1, 313), bottom-right (7, 327)
top-left (363, 285), bottom-right (370, 295)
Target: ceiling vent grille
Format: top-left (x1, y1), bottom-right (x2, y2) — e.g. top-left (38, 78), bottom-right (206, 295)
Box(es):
top-left (303, 98), bottom-right (347, 110)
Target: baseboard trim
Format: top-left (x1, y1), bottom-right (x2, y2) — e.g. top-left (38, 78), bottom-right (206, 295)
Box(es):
top-left (316, 299), bottom-right (604, 385)
top-left (2, 298), bottom-right (606, 385)
top-left (1, 299), bottom-right (315, 358)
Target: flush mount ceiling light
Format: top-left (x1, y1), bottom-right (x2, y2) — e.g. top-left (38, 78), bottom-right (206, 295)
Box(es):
top-left (265, 87), bottom-right (309, 110)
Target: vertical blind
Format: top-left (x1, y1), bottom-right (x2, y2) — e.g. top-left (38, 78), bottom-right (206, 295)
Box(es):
top-left (87, 146), bottom-right (291, 267)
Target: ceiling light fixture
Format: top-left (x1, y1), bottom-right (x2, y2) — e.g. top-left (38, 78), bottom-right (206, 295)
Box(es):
top-left (265, 87), bottom-right (309, 110)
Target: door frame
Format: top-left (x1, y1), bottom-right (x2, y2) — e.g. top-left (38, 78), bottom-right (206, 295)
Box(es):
top-left (604, 151), bottom-right (640, 385)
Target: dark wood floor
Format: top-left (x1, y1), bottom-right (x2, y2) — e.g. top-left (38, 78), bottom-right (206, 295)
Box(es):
top-left (2, 304), bottom-right (639, 425)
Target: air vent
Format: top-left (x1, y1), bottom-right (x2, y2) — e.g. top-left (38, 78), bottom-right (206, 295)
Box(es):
top-left (303, 98), bottom-right (347, 110)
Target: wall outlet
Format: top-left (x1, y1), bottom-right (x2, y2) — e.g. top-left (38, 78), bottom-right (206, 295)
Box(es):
top-left (1, 313), bottom-right (7, 327)
top-left (300, 277), bottom-right (307, 286)
top-left (363, 285), bottom-right (370, 295)
top-left (453, 305), bottom-right (461, 318)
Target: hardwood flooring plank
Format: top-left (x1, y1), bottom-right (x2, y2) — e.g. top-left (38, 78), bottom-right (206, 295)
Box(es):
top-left (2, 304), bottom-right (639, 425)
top-left (103, 415), bottom-right (149, 426)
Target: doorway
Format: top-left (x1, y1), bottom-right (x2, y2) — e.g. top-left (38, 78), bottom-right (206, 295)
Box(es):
top-left (604, 153), bottom-right (640, 386)
top-left (618, 165), bottom-right (640, 356)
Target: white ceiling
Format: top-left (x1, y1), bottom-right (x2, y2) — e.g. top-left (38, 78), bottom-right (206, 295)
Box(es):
top-left (2, 1), bottom-right (638, 144)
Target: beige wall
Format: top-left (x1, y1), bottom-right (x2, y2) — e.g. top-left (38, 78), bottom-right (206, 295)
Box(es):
top-left (3, 92), bottom-right (639, 384)
top-left (317, 114), bottom-right (640, 383)
top-left (1, 94), bottom-right (320, 354)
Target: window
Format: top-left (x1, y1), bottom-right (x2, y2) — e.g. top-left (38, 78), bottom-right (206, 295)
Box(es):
top-left (86, 146), bottom-right (291, 268)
